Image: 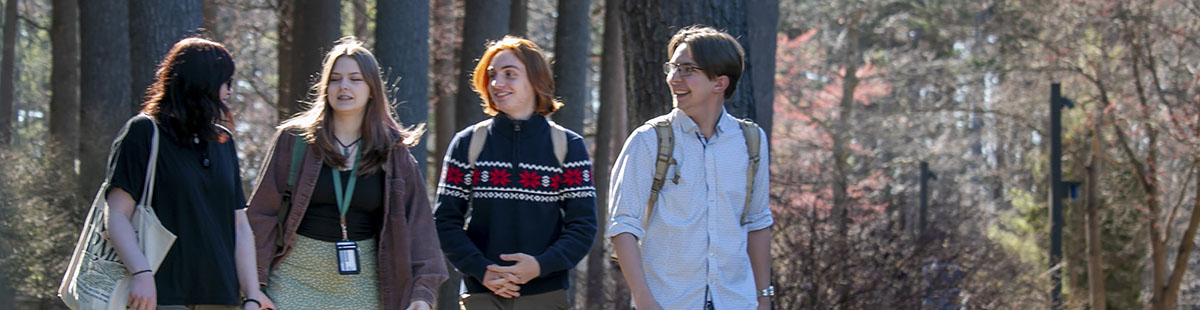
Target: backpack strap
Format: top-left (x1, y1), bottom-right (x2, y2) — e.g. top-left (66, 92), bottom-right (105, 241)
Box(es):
top-left (645, 115), bottom-right (676, 229)
top-left (467, 119), bottom-right (493, 170)
top-left (547, 121), bottom-right (568, 167)
top-left (276, 131), bottom-right (307, 248)
top-left (735, 118), bottom-right (761, 225)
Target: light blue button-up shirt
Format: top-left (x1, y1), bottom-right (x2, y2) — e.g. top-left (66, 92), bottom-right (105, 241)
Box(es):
top-left (607, 108), bottom-right (773, 309)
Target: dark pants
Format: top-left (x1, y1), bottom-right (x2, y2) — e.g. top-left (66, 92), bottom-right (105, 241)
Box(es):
top-left (460, 289), bottom-right (569, 310)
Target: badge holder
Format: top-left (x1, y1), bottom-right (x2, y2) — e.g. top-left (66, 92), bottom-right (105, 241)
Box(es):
top-left (336, 240), bottom-right (360, 275)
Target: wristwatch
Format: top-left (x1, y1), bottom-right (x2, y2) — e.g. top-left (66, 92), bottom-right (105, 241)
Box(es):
top-left (758, 285), bottom-right (775, 298)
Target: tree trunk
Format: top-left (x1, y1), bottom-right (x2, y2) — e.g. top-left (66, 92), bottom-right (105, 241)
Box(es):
top-left (129, 0), bottom-right (202, 112)
top-left (509, 0), bottom-right (526, 37)
top-left (78, 0), bottom-right (131, 207)
top-left (550, 0), bottom-right (590, 133)
top-left (431, 0), bottom-right (458, 172)
top-left (277, 0), bottom-right (341, 121)
top-left (49, 0), bottom-right (79, 172)
top-left (201, 0), bottom-right (221, 41)
top-left (830, 10), bottom-right (864, 307)
top-left (587, 0), bottom-right (627, 308)
top-left (352, 0), bottom-right (369, 40)
top-left (0, 0), bottom-right (16, 145)
top-left (1084, 107), bottom-right (1106, 310)
top-left (745, 0), bottom-right (777, 131)
top-left (376, 0), bottom-right (430, 176)
top-left (622, 0), bottom-right (752, 125)
top-left (454, 0), bottom-right (509, 130)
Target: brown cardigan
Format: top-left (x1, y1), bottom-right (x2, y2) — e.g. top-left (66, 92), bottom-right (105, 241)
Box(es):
top-left (247, 129), bottom-right (448, 308)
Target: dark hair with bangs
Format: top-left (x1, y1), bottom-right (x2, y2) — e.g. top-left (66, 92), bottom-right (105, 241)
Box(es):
top-left (140, 37), bottom-right (236, 143)
top-left (667, 25), bottom-right (745, 99)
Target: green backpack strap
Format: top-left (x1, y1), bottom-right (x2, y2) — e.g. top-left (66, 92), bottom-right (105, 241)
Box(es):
top-left (276, 132), bottom-right (307, 248)
top-left (736, 119), bottom-right (761, 225)
top-left (646, 115), bottom-right (677, 229)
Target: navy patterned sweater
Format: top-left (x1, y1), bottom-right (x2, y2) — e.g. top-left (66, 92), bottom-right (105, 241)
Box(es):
top-left (434, 113), bottom-right (598, 295)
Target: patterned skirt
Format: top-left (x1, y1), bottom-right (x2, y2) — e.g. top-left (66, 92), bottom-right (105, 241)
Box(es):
top-left (264, 235), bottom-right (381, 309)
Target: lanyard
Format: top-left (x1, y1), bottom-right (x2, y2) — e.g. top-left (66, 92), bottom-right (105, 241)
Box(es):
top-left (331, 146), bottom-right (362, 241)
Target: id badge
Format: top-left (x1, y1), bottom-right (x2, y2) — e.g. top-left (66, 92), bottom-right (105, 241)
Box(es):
top-left (335, 241), bottom-right (360, 275)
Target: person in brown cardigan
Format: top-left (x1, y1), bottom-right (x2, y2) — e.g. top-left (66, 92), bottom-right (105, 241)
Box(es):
top-left (245, 37), bottom-right (447, 310)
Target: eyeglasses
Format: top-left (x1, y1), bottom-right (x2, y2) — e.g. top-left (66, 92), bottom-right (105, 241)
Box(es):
top-left (663, 62), bottom-right (703, 77)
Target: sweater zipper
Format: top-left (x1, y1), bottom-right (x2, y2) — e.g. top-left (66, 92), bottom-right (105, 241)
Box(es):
top-left (512, 120), bottom-right (521, 168)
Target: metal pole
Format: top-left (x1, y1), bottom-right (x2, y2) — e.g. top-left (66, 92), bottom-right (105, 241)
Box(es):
top-left (1049, 83), bottom-right (1066, 309)
top-left (919, 161), bottom-right (930, 235)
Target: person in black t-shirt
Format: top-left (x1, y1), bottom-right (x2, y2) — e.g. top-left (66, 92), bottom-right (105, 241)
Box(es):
top-left (105, 38), bottom-right (271, 310)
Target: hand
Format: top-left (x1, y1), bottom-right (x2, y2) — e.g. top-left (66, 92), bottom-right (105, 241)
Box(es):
top-left (482, 269), bottom-right (521, 298)
top-left (486, 253), bottom-right (540, 284)
top-left (127, 272), bottom-right (156, 310)
top-left (634, 300), bottom-right (663, 310)
top-left (757, 299), bottom-right (771, 310)
top-left (405, 300), bottom-right (432, 310)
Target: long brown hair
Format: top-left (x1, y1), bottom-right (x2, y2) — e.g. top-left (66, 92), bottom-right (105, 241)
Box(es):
top-left (280, 37), bottom-right (425, 175)
top-left (471, 36), bottom-right (562, 116)
top-left (140, 37), bottom-right (235, 142)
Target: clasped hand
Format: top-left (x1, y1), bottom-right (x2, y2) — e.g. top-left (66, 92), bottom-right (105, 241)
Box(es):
top-left (482, 253), bottom-right (540, 298)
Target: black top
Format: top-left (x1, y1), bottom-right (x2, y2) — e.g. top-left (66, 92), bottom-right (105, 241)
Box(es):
top-left (434, 113), bottom-right (598, 295)
top-left (107, 116), bottom-right (244, 306)
top-left (296, 165), bottom-right (384, 242)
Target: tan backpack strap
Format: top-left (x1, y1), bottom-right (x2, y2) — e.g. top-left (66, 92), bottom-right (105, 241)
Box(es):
top-left (646, 117), bottom-right (675, 229)
top-left (467, 119), bottom-right (493, 169)
top-left (737, 119), bottom-right (761, 225)
top-left (548, 121), bottom-right (568, 167)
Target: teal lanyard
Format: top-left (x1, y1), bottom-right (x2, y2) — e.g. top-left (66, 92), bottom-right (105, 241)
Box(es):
top-left (332, 146), bottom-right (362, 241)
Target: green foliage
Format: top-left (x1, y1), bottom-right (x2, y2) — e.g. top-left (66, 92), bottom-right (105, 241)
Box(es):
top-left (988, 188), bottom-right (1048, 267)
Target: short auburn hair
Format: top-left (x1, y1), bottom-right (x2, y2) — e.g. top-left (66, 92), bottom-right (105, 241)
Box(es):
top-left (471, 36), bottom-right (562, 116)
top-left (667, 25), bottom-right (745, 99)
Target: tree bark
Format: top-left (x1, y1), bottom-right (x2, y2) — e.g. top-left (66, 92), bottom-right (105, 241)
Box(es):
top-left (352, 0), bottom-right (369, 40)
top-left (550, 0), bottom-right (590, 133)
top-left (79, 0), bottom-right (131, 207)
top-left (201, 0), bottom-right (221, 41)
top-left (622, 0), bottom-right (753, 125)
top-left (509, 0), bottom-right (526, 37)
top-left (746, 0), bottom-right (776, 140)
top-left (431, 0), bottom-right (458, 172)
top-left (129, 0), bottom-right (202, 112)
top-left (0, 0), bottom-right (17, 145)
top-left (377, 0), bottom-right (430, 176)
top-left (830, 10), bottom-right (864, 307)
top-left (587, 0), bottom-right (627, 308)
top-left (454, 0), bottom-right (509, 130)
top-left (277, 0), bottom-right (340, 121)
top-left (1084, 103), bottom-right (1106, 310)
top-left (50, 0), bottom-right (79, 171)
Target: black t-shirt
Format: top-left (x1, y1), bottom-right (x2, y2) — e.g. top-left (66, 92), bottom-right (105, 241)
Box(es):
top-left (296, 165), bottom-right (384, 242)
top-left (106, 116), bottom-right (244, 306)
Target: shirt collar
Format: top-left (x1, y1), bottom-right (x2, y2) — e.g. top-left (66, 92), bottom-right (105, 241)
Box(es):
top-left (491, 112), bottom-right (549, 139)
top-left (669, 107), bottom-right (738, 135)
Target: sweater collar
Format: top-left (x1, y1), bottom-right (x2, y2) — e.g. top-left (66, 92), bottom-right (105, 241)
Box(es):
top-left (491, 112), bottom-right (550, 139)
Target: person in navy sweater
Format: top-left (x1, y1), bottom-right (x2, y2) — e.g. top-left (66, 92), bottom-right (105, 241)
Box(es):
top-left (434, 36), bottom-right (597, 310)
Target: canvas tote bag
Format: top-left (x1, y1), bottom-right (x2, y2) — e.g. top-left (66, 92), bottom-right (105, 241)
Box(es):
top-left (58, 116), bottom-right (177, 310)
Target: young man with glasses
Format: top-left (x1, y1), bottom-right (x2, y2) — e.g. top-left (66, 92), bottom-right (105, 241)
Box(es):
top-left (607, 25), bottom-right (774, 310)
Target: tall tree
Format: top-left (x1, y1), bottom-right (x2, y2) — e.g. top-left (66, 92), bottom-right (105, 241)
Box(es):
top-left (746, 0), bottom-right (777, 142)
top-left (550, 0), bottom-right (590, 132)
top-left (352, 0), bottom-right (368, 39)
top-left (586, 0), bottom-right (627, 308)
top-left (78, 0), bottom-right (131, 205)
top-left (49, 0), bottom-right (79, 169)
top-left (201, 0), bottom-right (221, 41)
top-left (277, 0), bottom-right (340, 121)
top-left (622, 0), bottom-right (764, 125)
top-left (376, 0), bottom-right (430, 175)
top-left (129, 0), bottom-right (202, 112)
top-left (431, 0), bottom-right (459, 175)
top-left (509, 0), bottom-right (526, 37)
top-left (454, 0), bottom-right (509, 130)
top-left (0, 0), bottom-right (15, 145)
